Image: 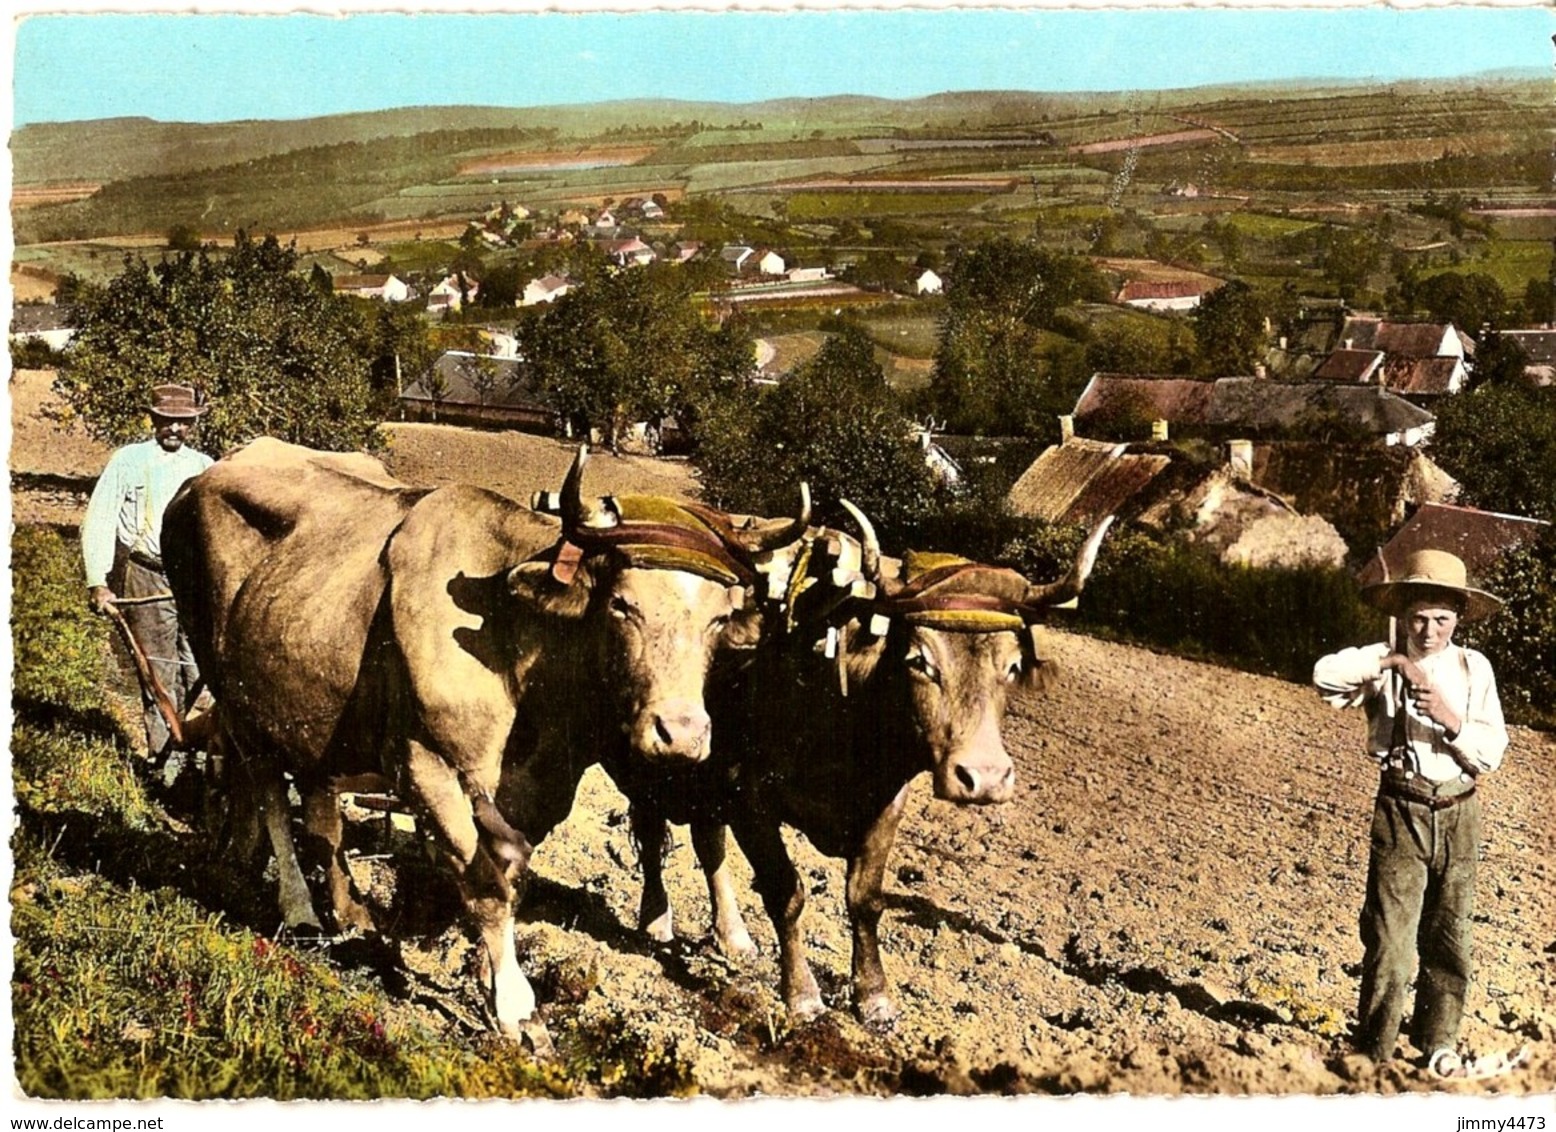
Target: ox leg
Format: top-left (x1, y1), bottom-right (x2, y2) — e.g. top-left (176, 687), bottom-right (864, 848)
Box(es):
top-left (630, 804), bottom-right (676, 943)
top-left (405, 740), bottom-right (539, 1046)
top-left (691, 818), bottom-right (756, 959)
top-left (256, 771), bottom-right (324, 933)
top-left (300, 787), bottom-right (375, 935)
top-left (733, 812), bottom-right (822, 1020)
top-left (847, 786), bottom-right (910, 1029)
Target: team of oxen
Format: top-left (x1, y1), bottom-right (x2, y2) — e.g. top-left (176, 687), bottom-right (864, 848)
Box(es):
top-left (161, 437), bottom-right (1111, 1048)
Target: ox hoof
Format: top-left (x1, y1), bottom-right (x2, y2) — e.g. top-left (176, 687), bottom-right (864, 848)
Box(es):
top-left (856, 993), bottom-right (900, 1031)
top-left (787, 994), bottom-right (826, 1023)
top-left (640, 910), bottom-right (675, 945)
top-left (715, 929), bottom-right (758, 962)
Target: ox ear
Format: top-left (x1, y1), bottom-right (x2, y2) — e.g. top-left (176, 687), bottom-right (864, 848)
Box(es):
top-left (721, 583), bottom-right (766, 650)
top-left (506, 560), bottom-right (593, 621)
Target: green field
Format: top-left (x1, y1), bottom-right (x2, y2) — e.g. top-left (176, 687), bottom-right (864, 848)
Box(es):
top-left (1418, 239), bottom-right (1553, 295)
top-left (785, 191), bottom-right (1002, 221)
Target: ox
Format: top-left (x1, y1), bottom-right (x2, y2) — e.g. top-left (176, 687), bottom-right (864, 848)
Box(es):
top-left (163, 438), bottom-right (802, 1042)
top-left (621, 505), bottom-right (1113, 1025)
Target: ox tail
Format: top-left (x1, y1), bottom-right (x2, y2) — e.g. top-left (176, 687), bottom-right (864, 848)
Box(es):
top-left (472, 794), bottom-right (534, 872)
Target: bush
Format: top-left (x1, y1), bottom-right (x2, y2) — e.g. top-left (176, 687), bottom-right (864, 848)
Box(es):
top-left (999, 522), bottom-right (1385, 683)
top-left (1460, 525), bottom-right (1556, 728)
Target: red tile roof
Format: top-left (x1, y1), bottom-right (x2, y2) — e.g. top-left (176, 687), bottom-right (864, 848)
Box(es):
top-left (1313, 348), bottom-right (1385, 383)
top-left (1380, 355), bottom-right (1462, 396)
top-left (1356, 502), bottom-right (1549, 587)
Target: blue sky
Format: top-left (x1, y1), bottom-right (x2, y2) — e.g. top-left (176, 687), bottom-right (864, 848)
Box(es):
top-left (11, 6), bottom-right (1553, 126)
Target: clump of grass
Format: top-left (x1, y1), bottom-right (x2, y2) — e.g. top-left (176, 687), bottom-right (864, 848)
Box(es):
top-left (11, 526), bottom-right (114, 717)
top-left (13, 723), bottom-right (160, 829)
top-left (11, 853), bottom-right (575, 1099)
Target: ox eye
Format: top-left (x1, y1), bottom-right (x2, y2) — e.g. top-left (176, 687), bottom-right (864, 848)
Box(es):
top-left (905, 650), bottom-right (941, 684)
top-left (1006, 660), bottom-right (1023, 684)
top-left (609, 596), bottom-right (633, 620)
top-left (710, 613), bottom-right (732, 632)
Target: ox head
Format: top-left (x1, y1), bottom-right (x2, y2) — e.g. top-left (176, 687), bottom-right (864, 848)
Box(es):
top-left (816, 502), bottom-right (1112, 805)
top-left (511, 446), bottom-right (808, 763)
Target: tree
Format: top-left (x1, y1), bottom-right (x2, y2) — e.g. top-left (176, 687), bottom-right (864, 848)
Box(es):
top-left (1431, 382), bottom-right (1556, 521)
top-left (57, 231), bottom-right (380, 454)
top-left (517, 260), bottom-right (746, 451)
top-left (695, 324), bottom-right (936, 539)
top-left (1318, 226), bottom-right (1385, 302)
top-left (1192, 279), bottom-right (1268, 376)
top-left (1414, 271), bottom-right (1507, 334)
top-left (927, 237), bottom-right (1106, 434)
top-left (166, 223), bottom-right (202, 252)
top-left (1460, 526), bottom-right (1556, 726)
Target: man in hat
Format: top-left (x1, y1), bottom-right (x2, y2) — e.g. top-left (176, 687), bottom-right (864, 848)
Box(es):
top-left (82, 384), bottom-right (215, 769)
top-left (1314, 549), bottom-right (1510, 1079)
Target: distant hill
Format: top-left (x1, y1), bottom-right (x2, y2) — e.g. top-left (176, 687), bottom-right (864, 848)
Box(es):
top-left (14, 72), bottom-right (1546, 185)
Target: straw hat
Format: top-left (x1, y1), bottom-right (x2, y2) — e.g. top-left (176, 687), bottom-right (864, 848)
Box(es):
top-left (1360, 549), bottom-right (1503, 621)
top-left (148, 384), bottom-right (208, 419)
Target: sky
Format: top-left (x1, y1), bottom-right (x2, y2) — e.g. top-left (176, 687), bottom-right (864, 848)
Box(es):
top-left (9, 3), bottom-right (1553, 127)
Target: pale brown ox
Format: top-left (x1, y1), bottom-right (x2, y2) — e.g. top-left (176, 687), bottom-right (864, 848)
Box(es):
top-left (163, 438), bottom-right (796, 1042)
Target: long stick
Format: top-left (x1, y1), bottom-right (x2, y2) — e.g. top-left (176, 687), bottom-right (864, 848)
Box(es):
top-left (104, 602), bottom-right (187, 749)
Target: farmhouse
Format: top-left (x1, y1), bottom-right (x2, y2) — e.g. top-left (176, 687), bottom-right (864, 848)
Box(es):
top-left (9, 303), bottom-right (77, 351)
top-left (915, 269), bottom-right (944, 296)
top-left (1116, 279), bottom-right (1209, 312)
top-left (520, 273), bottom-right (572, 306)
top-left (670, 241), bottom-right (703, 264)
top-left (400, 351), bottom-right (551, 430)
top-left (426, 274), bottom-right (479, 314)
top-left (1072, 373), bottom-right (1436, 447)
top-left (597, 236), bottom-right (656, 268)
top-left (1007, 436), bottom-right (1349, 569)
top-left (332, 273), bottom-right (411, 303)
top-left (1501, 328), bottom-right (1556, 386)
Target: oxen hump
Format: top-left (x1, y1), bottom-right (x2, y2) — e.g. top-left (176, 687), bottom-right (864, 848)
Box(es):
top-left (224, 436), bottom-right (406, 490)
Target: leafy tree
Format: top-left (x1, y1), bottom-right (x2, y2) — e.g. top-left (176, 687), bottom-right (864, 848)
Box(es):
top-left (1431, 382), bottom-right (1556, 520)
top-left (517, 260), bottom-right (746, 451)
top-left (166, 223), bottom-right (203, 252)
top-left (1318, 226), bottom-right (1385, 302)
top-left (475, 261), bottom-right (524, 309)
top-left (1470, 332), bottom-right (1530, 389)
top-left (1192, 279), bottom-right (1268, 376)
top-left (1086, 316), bottom-right (1193, 376)
top-left (927, 237), bottom-right (1106, 434)
top-left (1413, 271), bottom-right (1507, 334)
top-left (351, 299), bottom-right (436, 408)
top-left (695, 324), bottom-right (936, 539)
top-left (56, 231), bottom-right (380, 454)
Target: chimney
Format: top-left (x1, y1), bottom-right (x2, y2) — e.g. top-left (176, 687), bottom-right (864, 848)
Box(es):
top-left (1059, 414), bottom-right (1075, 443)
top-left (1227, 439), bottom-right (1253, 480)
top-left (1151, 419), bottom-right (1169, 442)
top-left (1344, 337), bottom-right (1354, 350)
top-left (1254, 363), bottom-right (1267, 379)
top-left (1278, 335), bottom-right (1288, 349)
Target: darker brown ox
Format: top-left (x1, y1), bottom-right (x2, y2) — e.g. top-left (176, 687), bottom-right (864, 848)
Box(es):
top-left (623, 505), bottom-right (1113, 1026)
top-left (163, 439), bottom-right (792, 1044)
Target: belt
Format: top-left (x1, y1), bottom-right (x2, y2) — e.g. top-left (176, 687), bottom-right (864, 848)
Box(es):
top-left (1379, 772), bottom-right (1476, 811)
top-left (126, 547), bottom-right (164, 572)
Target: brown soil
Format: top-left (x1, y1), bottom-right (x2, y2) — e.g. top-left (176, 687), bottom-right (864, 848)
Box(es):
top-left (12, 371), bottom-right (1554, 1097)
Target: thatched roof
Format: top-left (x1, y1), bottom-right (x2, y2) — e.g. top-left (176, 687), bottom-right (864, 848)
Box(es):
top-left (1007, 438), bottom-right (1172, 524)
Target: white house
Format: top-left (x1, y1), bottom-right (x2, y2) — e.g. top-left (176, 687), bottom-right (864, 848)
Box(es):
top-left (333, 273), bottom-right (411, 303)
top-left (10, 304), bottom-right (77, 351)
top-left (915, 269), bottom-right (943, 296)
top-left (426, 274), bottom-right (479, 314)
top-left (786, 266), bottom-right (831, 284)
top-left (1117, 279), bottom-right (1208, 312)
top-left (755, 249), bottom-right (786, 276)
top-left (520, 274), bottom-right (572, 307)
top-left (720, 245), bottom-right (755, 273)
top-left (599, 236), bottom-right (656, 268)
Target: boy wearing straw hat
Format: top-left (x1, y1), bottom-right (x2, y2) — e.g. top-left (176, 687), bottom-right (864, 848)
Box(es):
top-left (82, 384), bottom-right (215, 772)
top-left (1313, 548), bottom-right (1511, 1079)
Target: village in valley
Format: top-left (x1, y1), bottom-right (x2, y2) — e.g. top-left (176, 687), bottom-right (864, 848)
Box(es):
top-left (9, 30), bottom-right (1556, 1103)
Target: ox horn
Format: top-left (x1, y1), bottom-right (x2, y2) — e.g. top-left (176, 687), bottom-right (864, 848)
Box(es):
top-left (839, 498), bottom-right (884, 590)
top-left (733, 482), bottom-right (812, 553)
top-left (1024, 515), bottom-right (1115, 608)
top-left (560, 444), bottom-right (617, 530)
